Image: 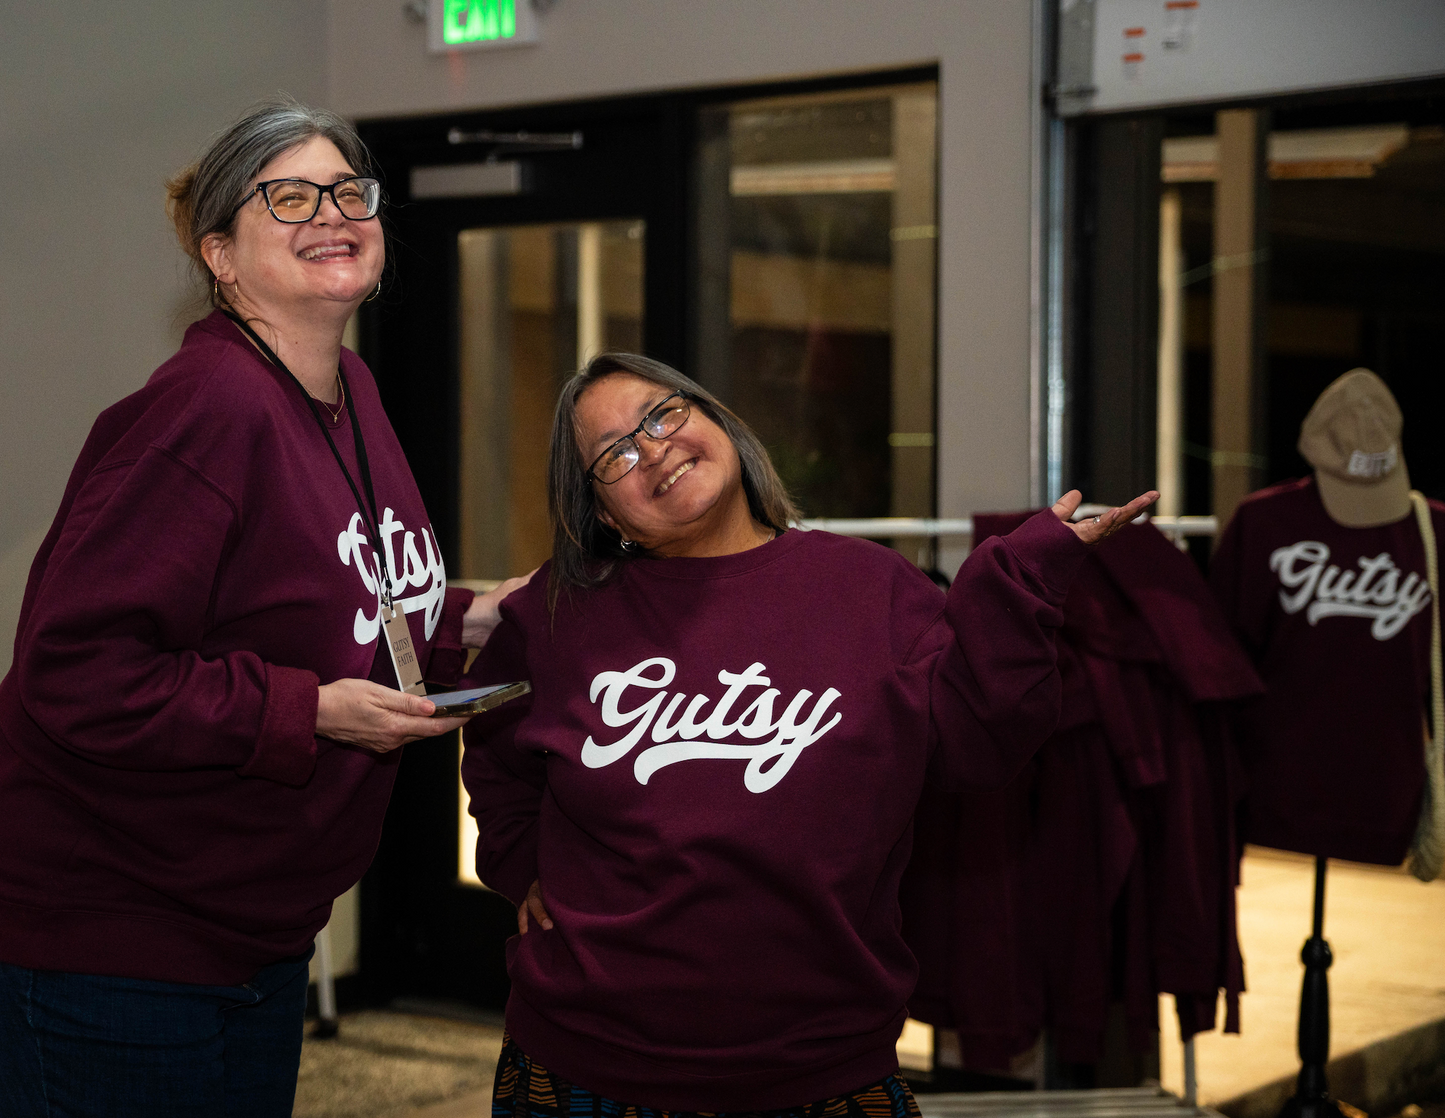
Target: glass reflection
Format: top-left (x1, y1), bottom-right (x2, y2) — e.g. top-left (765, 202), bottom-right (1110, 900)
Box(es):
top-left (693, 84), bottom-right (938, 520)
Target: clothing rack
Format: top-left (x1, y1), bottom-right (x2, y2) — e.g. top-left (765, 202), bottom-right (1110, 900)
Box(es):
top-left (800, 509), bottom-right (1221, 1101)
top-left (796, 513), bottom-right (1219, 549)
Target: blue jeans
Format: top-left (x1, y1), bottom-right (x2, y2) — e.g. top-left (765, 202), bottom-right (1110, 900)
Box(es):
top-left (0, 949), bottom-right (312, 1118)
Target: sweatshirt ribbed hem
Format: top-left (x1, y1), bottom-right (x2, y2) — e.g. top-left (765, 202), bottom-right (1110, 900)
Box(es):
top-left (1246, 813), bottom-right (1413, 867)
top-left (504, 989), bottom-right (905, 1112)
top-left (0, 893), bottom-right (303, 986)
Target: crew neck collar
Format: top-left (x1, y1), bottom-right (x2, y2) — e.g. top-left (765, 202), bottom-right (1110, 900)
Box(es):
top-left (625, 527), bottom-right (806, 580)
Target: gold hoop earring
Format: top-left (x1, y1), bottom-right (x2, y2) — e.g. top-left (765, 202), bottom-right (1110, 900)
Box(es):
top-left (365, 280), bottom-right (382, 303)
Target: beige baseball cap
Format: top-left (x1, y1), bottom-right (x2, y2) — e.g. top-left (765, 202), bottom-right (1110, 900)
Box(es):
top-left (1298, 368), bottom-right (1411, 527)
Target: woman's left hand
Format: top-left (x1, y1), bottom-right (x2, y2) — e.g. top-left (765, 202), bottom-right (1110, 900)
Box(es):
top-left (461, 569), bottom-right (538, 648)
top-left (518, 879), bottom-right (553, 935)
top-left (1051, 489), bottom-right (1160, 546)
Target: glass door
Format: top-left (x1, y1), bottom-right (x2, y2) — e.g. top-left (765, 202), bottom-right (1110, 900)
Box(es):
top-left (455, 220), bottom-right (645, 581)
top-left (454, 218), bottom-right (645, 889)
top-left (691, 82), bottom-right (939, 528)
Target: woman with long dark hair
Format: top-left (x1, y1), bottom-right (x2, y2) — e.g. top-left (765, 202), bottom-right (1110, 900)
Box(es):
top-left (462, 352), bottom-right (1155, 1118)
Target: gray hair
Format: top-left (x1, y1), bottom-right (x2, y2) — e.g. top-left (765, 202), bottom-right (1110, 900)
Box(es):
top-left (166, 96), bottom-right (377, 306)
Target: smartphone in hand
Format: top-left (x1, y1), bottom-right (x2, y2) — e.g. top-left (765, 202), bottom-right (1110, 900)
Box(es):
top-left (426, 681), bottom-right (531, 717)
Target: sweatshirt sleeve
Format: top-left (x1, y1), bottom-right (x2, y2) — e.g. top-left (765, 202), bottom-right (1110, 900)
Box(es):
top-left (17, 448), bottom-right (319, 786)
top-left (926, 509), bottom-right (1088, 789)
top-left (459, 609), bottom-right (544, 907)
top-left (424, 586), bottom-right (477, 687)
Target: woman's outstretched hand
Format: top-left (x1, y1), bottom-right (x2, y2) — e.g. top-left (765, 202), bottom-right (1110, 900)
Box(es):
top-left (1051, 489), bottom-right (1161, 546)
top-left (462, 569), bottom-right (538, 649)
top-left (316, 679), bottom-right (470, 753)
top-left (518, 879), bottom-right (553, 935)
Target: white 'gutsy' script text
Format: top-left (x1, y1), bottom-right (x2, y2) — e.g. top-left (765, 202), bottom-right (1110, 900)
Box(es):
top-left (1269, 540), bottom-right (1430, 640)
top-left (581, 657), bottom-right (843, 793)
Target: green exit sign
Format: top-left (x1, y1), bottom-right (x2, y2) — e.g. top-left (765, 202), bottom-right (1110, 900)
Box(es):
top-left (428, 0), bottom-right (538, 51)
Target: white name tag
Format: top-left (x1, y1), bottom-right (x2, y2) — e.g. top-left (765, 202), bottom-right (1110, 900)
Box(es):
top-left (381, 600), bottom-right (427, 696)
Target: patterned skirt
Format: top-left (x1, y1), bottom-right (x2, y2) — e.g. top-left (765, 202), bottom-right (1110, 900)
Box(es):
top-left (492, 1032), bottom-right (922, 1118)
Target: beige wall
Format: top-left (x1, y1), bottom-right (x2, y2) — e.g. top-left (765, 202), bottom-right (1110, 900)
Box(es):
top-left (328, 0), bottom-right (1042, 531)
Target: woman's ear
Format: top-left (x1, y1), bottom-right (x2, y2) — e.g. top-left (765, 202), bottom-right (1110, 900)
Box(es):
top-left (595, 505), bottom-right (619, 532)
top-left (200, 232), bottom-right (234, 287)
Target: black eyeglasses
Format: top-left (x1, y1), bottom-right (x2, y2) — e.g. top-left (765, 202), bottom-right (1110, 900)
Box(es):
top-left (230, 176), bottom-right (382, 224)
top-left (586, 393), bottom-right (692, 484)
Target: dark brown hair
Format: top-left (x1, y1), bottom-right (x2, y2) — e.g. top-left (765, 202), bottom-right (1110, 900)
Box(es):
top-left (165, 96), bottom-right (378, 308)
top-left (547, 353), bottom-right (801, 609)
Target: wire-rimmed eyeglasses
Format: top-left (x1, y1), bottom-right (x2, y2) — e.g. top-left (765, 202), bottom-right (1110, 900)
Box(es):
top-left (586, 393), bottom-right (692, 484)
top-left (230, 177), bottom-right (382, 224)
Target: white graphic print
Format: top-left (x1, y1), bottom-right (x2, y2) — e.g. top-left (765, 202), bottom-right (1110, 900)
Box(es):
top-left (582, 657), bottom-right (843, 792)
top-left (336, 508), bottom-right (447, 643)
top-left (1269, 540), bottom-right (1430, 640)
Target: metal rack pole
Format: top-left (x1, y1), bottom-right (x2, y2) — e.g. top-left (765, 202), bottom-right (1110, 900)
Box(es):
top-left (795, 514), bottom-right (1218, 541)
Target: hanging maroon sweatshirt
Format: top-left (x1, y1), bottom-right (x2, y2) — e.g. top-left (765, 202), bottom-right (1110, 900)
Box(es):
top-left (904, 515), bottom-right (1260, 1066)
top-left (1211, 476), bottom-right (1442, 865)
top-left (460, 512), bottom-right (1087, 1111)
top-left (0, 310), bottom-right (472, 986)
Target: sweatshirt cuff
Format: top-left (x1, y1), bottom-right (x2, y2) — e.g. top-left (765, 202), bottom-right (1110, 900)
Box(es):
top-left (238, 664), bottom-right (319, 786)
top-left (485, 854), bottom-right (540, 909)
top-left (426, 587), bottom-right (477, 687)
top-left (1002, 509), bottom-right (1090, 604)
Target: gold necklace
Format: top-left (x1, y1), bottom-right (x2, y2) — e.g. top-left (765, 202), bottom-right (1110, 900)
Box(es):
top-left (313, 373), bottom-right (345, 423)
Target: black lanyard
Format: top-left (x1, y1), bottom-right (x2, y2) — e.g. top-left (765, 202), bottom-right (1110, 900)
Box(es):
top-left (224, 311), bottom-right (397, 609)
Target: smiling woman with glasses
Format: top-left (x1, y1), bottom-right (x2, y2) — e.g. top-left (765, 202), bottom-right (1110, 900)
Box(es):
top-left (544, 355), bottom-right (798, 588)
top-left (0, 97), bottom-right (531, 1116)
top-left (458, 350), bottom-right (1158, 1118)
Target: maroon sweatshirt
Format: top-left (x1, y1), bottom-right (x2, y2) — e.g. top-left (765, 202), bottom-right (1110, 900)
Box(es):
top-left (904, 517), bottom-right (1261, 1067)
top-left (460, 512), bottom-right (1086, 1110)
top-left (0, 311), bottom-right (471, 985)
top-left (1211, 477), bottom-right (1441, 865)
